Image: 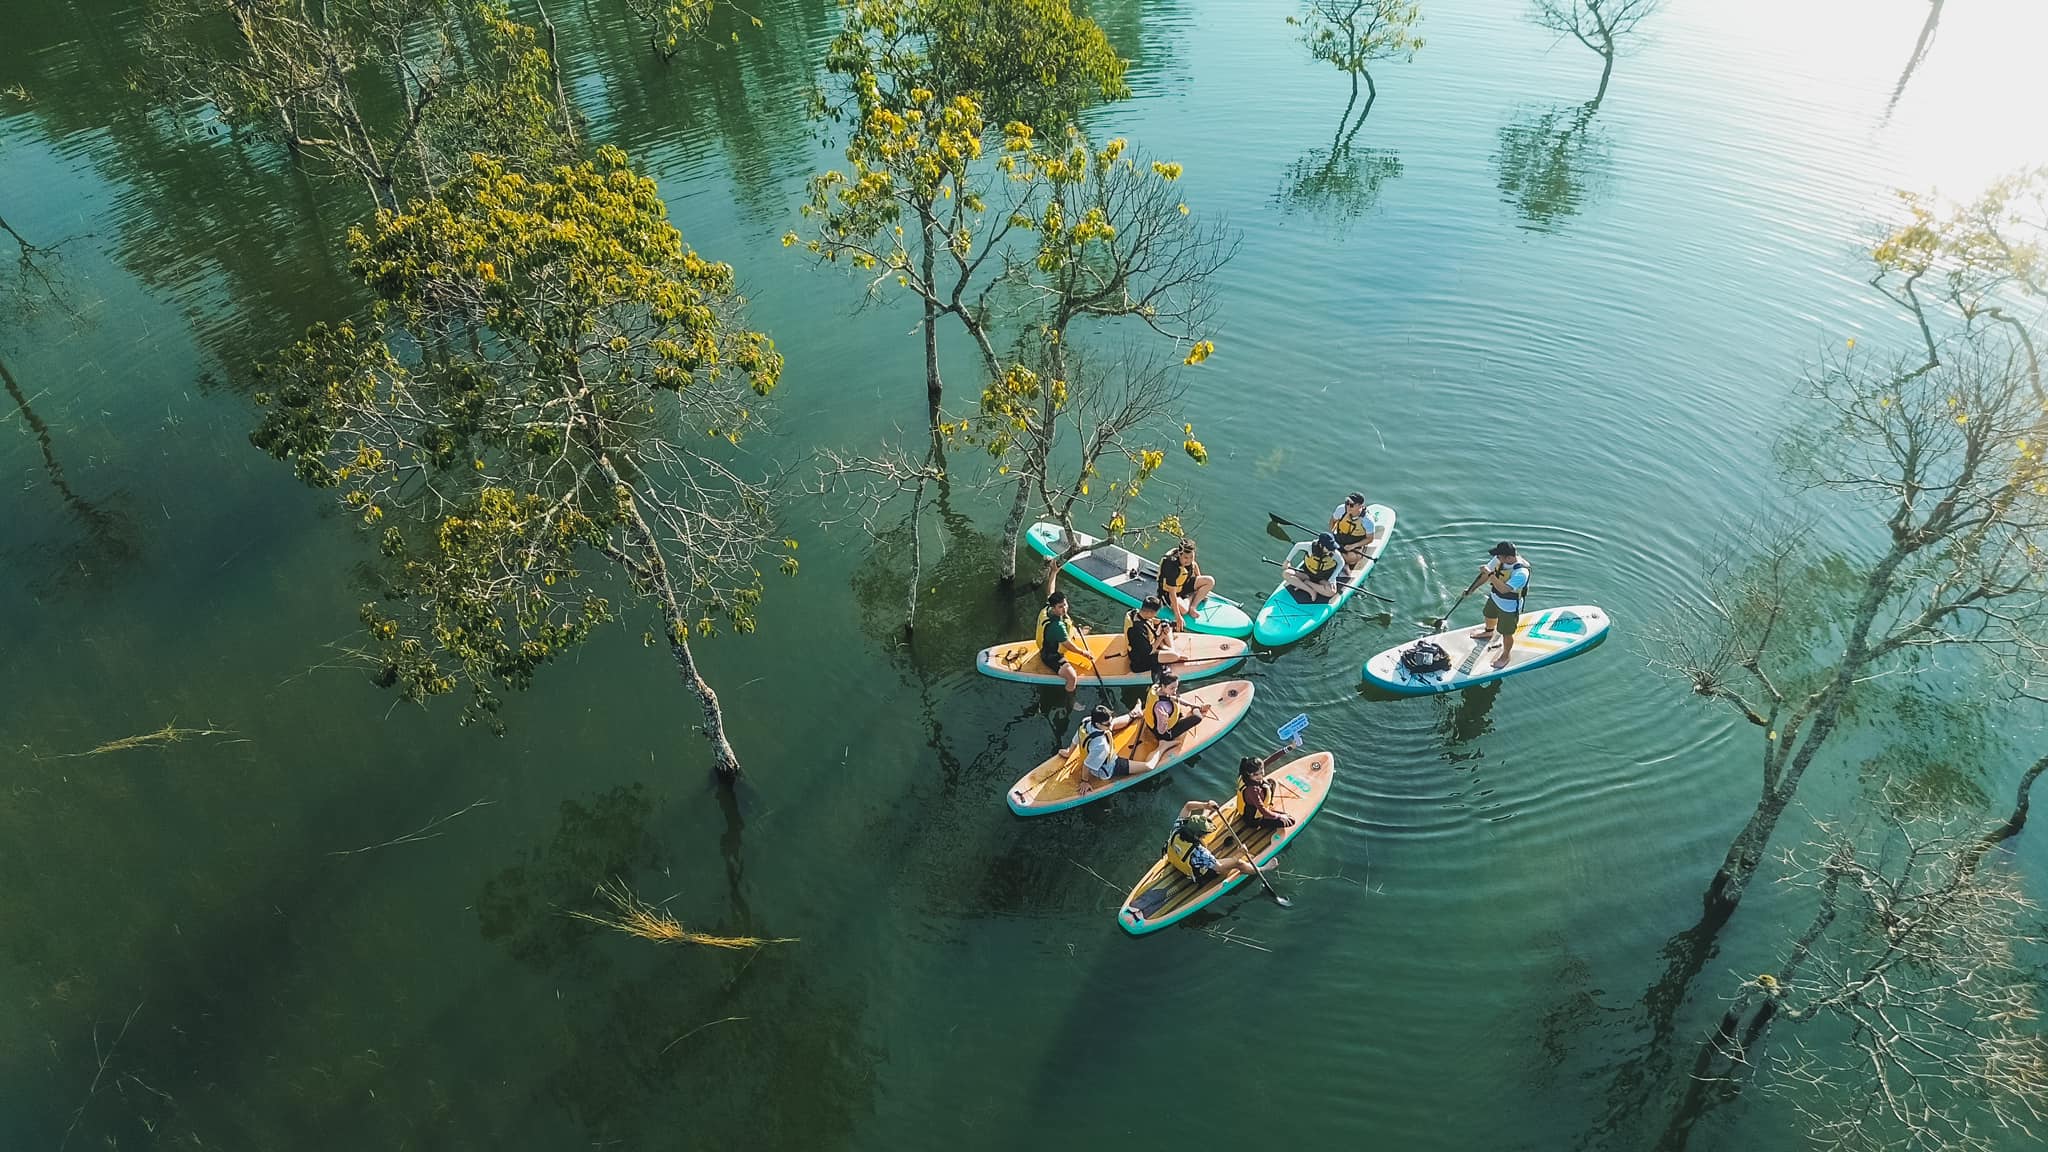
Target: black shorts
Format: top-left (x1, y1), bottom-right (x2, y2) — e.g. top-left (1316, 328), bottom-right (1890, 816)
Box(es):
top-left (1128, 647), bottom-right (1161, 674)
top-left (1092, 756), bottom-right (1135, 779)
top-left (1042, 650), bottom-right (1068, 671)
top-left (1334, 532), bottom-right (1371, 549)
top-left (1154, 715), bottom-right (1202, 740)
top-left (1245, 813), bottom-right (1291, 830)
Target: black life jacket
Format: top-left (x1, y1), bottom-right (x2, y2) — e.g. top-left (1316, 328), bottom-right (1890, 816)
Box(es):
top-left (1126, 609), bottom-right (1170, 654)
top-left (1158, 554), bottom-right (1196, 595)
top-left (1489, 560), bottom-right (1531, 611)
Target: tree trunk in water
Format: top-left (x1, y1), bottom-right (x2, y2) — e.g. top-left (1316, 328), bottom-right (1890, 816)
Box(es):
top-left (903, 470), bottom-right (927, 639)
top-left (1340, 71), bottom-right (1376, 150)
top-left (534, 0), bottom-right (579, 145)
top-left (600, 455), bottom-right (744, 782)
top-left (997, 470), bottom-right (1029, 582)
top-left (1332, 70), bottom-right (1359, 152)
top-left (920, 223), bottom-right (943, 421)
top-left (1593, 46), bottom-right (1614, 108)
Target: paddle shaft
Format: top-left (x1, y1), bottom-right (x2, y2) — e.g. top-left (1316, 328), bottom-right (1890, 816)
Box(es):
top-left (1429, 576), bottom-right (1487, 629)
top-left (1222, 812), bottom-right (1291, 907)
top-left (1258, 556), bottom-right (1394, 606)
top-left (1070, 623), bottom-right (1119, 706)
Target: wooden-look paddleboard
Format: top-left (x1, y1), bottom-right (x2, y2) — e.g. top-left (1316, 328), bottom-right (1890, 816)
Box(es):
top-left (1252, 503), bottom-right (1397, 646)
top-left (1006, 681), bottom-right (1255, 815)
top-left (1117, 751), bottom-right (1336, 936)
top-left (1362, 604), bottom-right (1611, 695)
top-left (1025, 522), bottom-right (1254, 637)
top-left (975, 630), bottom-right (1248, 687)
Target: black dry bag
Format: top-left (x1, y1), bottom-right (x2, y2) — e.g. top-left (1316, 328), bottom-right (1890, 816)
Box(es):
top-left (1400, 641), bottom-right (1452, 675)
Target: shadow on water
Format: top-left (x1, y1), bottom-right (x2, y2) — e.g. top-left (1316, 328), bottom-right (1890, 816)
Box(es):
top-left (1437, 678), bottom-right (1503, 753)
top-left (475, 782), bottom-right (879, 1148)
top-left (1885, 0), bottom-right (1945, 118)
top-left (1, 354), bottom-right (139, 588)
top-left (1494, 102), bottom-right (1611, 233)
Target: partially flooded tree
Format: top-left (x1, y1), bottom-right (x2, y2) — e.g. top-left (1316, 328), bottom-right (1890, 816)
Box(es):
top-left (978, 128), bottom-right (1231, 580)
top-left (251, 149), bottom-right (787, 781)
top-left (1529, 0), bottom-right (1661, 107)
top-left (801, 0), bottom-right (1126, 417)
top-left (1659, 803), bottom-right (2048, 1152)
top-left (1649, 166), bottom-right (2048, 934)
top-left (142, 0), bottom-right (578, 211)
top-left (1287, 1), bottom-right (1424, 149)
top-left (1873, 165), bottom-right (2047, 397)
top-left (1650, 335), bottom-right (2048, 929)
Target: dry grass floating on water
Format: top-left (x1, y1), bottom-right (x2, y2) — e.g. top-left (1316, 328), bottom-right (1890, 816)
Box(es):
top-left (567, 878), bottom-right (795, 950)
top-left (46, 721), bottom-right (240, 759)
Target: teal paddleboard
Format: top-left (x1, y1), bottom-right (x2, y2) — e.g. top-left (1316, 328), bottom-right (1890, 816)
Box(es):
top-left (1026, 523), bottom-right (1253, 637)
top-left (1251, 504), bottom-right (1396, 646)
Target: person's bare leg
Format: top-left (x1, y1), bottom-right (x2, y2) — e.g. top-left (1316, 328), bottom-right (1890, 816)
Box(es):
top-left (1061, 664), bottom-right (1079, 691)
top-left (1493, 627), bottom-right (1516, 669)
top-left (1189, 575), bottom-right (1216, 611)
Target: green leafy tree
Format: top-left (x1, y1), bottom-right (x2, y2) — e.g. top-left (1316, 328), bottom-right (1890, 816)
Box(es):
top-left (251, 149), bottom-right (787, 781)
top-left (1288, 1), bottom-right (1424, 150)
top-left (802, 0), bottom-right (1127, 418)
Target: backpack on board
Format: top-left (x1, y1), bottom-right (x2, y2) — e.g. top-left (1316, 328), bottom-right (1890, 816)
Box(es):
top-left (1400, 641), bottom-right (1452, 675)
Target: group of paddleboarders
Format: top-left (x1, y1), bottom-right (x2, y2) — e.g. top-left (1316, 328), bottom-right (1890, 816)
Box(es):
top-left (1162, 742), bottom-right (1300, 884)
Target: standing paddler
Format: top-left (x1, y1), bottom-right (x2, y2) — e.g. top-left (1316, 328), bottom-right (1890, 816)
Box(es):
top-left (1463, 541), bottom-right (1531, 669)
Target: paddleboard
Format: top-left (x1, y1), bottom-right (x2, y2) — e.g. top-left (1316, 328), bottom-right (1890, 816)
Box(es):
top-left (1251, 503), bottom-right (1397, 646)
top-left (1362, 604), bottom-right (1611, 694)
top-left (1117, 751), bottom-right (1336, 936)
top-left (1007, 681), bottom-right (1255, 815)
top-left (1025, 523), bottom-right (1253, 637)
top-left (976, 630), bottom-right (1248, 687)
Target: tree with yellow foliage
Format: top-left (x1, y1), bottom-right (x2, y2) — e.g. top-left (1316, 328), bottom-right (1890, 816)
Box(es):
top-left (252, 149), bottom-right (787, 782)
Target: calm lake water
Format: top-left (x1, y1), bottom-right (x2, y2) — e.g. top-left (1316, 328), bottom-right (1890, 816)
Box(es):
top-left (4, 0), bottom-right (2045, 1148)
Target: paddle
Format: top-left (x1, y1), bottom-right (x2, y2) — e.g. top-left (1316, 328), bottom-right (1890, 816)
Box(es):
top-left (1425, 573), bottom-right (1487, 631)
top-left (1226, 715), bottom-right (1310, 909)
top-left (1258, 557), bottom-right (1395, 619)
top-left (1068, 621), bottom-right (1119, 707)
top-left (1266, 511), bottom-right (1321, 536)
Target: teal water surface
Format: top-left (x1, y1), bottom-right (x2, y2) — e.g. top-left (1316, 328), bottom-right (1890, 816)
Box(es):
top-left (4, 1), bottom-right (2045, 1148)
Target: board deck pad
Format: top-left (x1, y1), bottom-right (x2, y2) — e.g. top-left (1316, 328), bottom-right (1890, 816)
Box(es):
top-left (1252, 503), bottom-right (1397, 646)
top-left (1007, 681), bottom-right (1255, 815)
top-left (975, 630), bottom-right (1249, 687)
top-left (1026, 523), bottom-right (1253, 637)
top-left (1362, 605), bottom-right (1611, 695)
top-left (1117, 752), bottom-right (1337, 935)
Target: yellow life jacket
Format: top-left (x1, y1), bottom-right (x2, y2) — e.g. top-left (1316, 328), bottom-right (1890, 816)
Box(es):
top-left (1332, 508), bottom-right (1369, 538)
top-left (1140, 685), bottom-right (1186, 737)
top-left (1034, 608), bottom-right (1066, 663)
top-left (1165, 813), bottom-right (1227, 878)
top-left (1300, 550), bottom-right (1340, 581)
